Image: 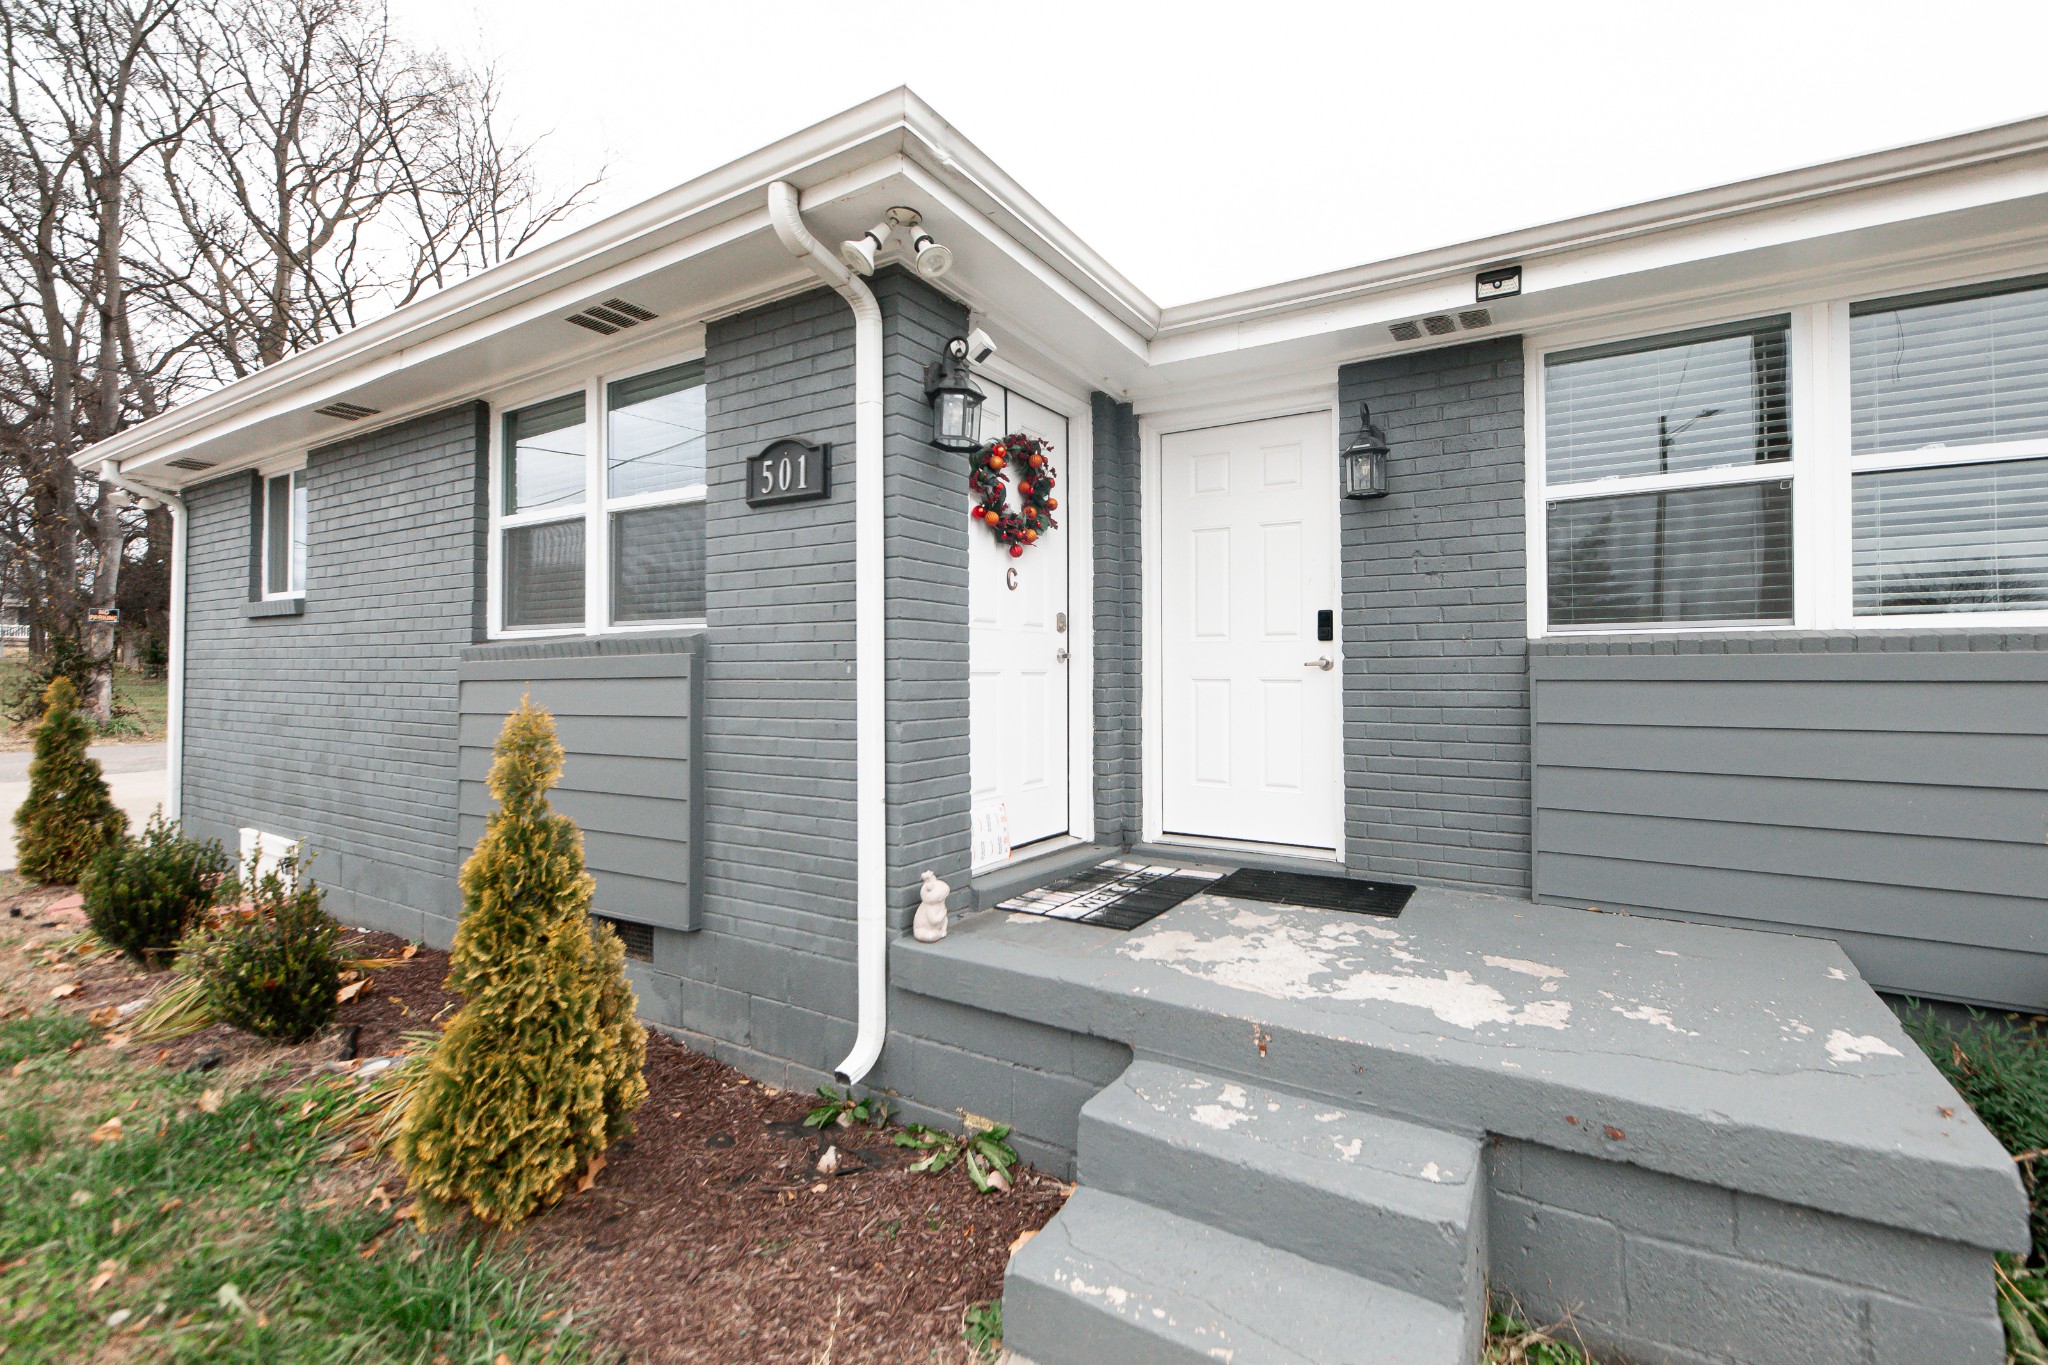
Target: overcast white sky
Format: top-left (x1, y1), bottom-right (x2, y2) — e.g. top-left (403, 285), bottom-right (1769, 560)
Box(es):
top-left (397, 0), bottom-right (2048, 305)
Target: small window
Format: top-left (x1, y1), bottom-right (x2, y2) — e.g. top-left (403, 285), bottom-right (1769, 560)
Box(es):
top-left (1851, 276), bottom-right (2048, 616)
top-left (262, 470), bottom-right (306, 598)
top-left (1542, 318), bottom-right (1793, 627)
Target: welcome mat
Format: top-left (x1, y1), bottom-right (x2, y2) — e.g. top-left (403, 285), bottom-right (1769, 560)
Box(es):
top-left (995, 860), bottom-right (1225, 931)
top-left (1208, 867), bottom-right (1414, 919)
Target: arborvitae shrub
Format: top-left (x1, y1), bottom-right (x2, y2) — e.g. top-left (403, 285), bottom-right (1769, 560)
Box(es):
top-left (81, 813), bottom-right (232, 968)
top-left (184, 853), bottom-right (342, 1043)
top-left (12, 677), bottom-right (127, 883)
top-left (396, 698), bottom-right (647, 1224)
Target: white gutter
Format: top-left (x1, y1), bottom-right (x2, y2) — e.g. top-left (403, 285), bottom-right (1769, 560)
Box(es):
top-left (97, 462), bottom-right (185, 823)
top-left (766, 180), bottom-right (888, 1087)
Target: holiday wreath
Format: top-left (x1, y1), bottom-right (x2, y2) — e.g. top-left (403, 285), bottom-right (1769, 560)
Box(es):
top-left (968, 432), bottom-right (1059, 557)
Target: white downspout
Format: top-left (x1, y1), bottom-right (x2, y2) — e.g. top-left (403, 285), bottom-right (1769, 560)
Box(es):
top-left (97, 461), bottom-right (185, 823)
top-left (766, 181), bottom-right (888, 1086)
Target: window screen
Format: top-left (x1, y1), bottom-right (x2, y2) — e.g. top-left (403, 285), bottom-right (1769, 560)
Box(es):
top-left (611, 502), bottom-right (706, 623)
top-left (1854, 457), bottom-right (2048, 614)
top-left (1545, 319), bottom-right (1791, 486)
top-left (607, 363), bottom-right (706, 499)
top-left (503, 519), bottom-right (585, 628)
top-left (504, 394), bottom-right (587, 514)
top-left (1548, 482), bottom-right (1794, 627)
top-left (1852, 277), bottom-right (2048, 455)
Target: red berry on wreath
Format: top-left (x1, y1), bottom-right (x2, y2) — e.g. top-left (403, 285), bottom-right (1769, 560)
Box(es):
top-left (1009, 543), bottom-right (1023, 557)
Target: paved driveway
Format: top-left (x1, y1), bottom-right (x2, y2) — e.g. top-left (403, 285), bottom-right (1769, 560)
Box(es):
top-left (1, 742), bottom-right (168, 874)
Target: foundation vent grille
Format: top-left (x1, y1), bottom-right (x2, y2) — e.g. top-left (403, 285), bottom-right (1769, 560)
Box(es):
top-left (313, 401), bottom-right (380, 421)
top-left (567, 296), bottom-right (660, 336)
top-left (595, 915), bottom-right (655, 962)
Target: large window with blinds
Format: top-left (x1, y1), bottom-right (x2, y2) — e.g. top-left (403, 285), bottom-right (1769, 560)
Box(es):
top-left (1850, 276), bottom-right (2048, 616)
top-left (494, 356), bottom-right (709, 634)
top-left (1534, 269), bottom-right (2048, 634)
top-left (1541, 319), bottom-right (1794, 628)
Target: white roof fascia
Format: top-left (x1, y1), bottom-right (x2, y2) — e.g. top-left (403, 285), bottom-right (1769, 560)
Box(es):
top-left (1153, 113), bottom-right (2048, 339)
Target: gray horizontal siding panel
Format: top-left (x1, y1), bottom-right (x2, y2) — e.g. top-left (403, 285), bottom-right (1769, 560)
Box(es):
top-left (1538, 853), bottom-right (2048, 956)
top-left (1539, 723), bottom-right (2048, 790)
top-left (1537, 678), bottom-right (2045, 734)
top-left (1539, 767), bottom-right (2048, 844)
top-left (1531, 639), bottom-right (2048, 1007)
top-left (456, 641), bottom-right (701, 933)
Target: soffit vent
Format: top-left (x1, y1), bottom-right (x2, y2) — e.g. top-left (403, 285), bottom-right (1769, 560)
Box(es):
top-left (166, 457), bottom-right (217, 471)
top-left (314, 401), bottom-right (380, 421)
top-left (566, 296), bottom-right (660, 336)
top-left (1387, 309), bottom-right (1496, 343)
top-left (595, 915), bottom-right (654, 961)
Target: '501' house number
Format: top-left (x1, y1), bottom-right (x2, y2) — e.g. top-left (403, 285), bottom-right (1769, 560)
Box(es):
top-left (746, 438), bottom-right (830, 507)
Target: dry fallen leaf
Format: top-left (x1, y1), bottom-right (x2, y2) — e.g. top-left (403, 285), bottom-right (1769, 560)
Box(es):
top-left (1010, 1228), bottom-right (1037, 1254)
top-left (51, 982), bottom-right (82, 999)
top-left (395, 1202), bottom-right (419, 1222)
top-left (199, 1088), bottom-right (224, 1114)
top-left (88, 1117), bottom-right (124, 1144)
top-left (401, 942), bottom-right (419, 960)
top-left (70, 1190), bottom-right (93, 1207)
top-left (810, 1181), bottom-right (828, 1194)
top-left (87, 1260), bottom-right (119, 1295)
top-left (574, 1153), bottom-right (606, 1194)
top-left (495, 1354), bottom-right (512, 1365)
top-left (158, 1196), bottom-right (183, 1215)
top-left (336, 979), bottom-right (366, 1004)
top-left (87, 1004), bottom-right (119, 1028)
top-left (816, 1145), bottom-right (842, 1176)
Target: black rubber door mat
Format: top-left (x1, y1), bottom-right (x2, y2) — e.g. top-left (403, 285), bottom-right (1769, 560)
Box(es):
top-left (1206, 868), bottom-right (1414, 919)
top-left (995, 860), bottom-right (1225, 931)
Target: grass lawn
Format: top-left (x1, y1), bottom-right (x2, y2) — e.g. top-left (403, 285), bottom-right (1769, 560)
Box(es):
top-left (0, 653), bottom-right (168, 749)
top-left (0, 1019), bottom-right (602, 1362)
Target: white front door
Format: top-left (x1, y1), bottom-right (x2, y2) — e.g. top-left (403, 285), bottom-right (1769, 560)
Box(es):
top-left (1160, 411), bottom-right (1339, 851)
top-left (970, 385), bottom-right (1071, 864)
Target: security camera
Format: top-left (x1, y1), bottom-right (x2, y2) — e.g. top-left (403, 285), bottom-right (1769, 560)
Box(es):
top-left (965, 327), bottom-right (998, 365)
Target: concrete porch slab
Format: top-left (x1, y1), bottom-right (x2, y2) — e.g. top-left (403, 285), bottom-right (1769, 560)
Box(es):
top-left (893, 883), bottom-right (2028, 1250)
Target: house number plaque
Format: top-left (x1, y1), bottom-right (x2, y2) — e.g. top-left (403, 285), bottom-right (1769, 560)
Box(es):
top-left (746, 438), bottom-right (830, 507)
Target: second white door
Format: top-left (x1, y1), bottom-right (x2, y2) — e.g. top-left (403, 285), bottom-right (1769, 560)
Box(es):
top-left (1160, 411), bottom-right (1339, 851)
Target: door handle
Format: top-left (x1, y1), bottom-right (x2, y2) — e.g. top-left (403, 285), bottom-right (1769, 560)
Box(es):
top-left (1056, 647), bottom-right (1070, 664)
top-left (1305, 657), bottom-right (1333, 671)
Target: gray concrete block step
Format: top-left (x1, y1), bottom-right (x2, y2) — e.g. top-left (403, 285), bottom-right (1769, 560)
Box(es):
top-left (1004, 1188), bottom-right (1472, 1365)
top-left (1080, 1059), bottom-right (1484, 1313)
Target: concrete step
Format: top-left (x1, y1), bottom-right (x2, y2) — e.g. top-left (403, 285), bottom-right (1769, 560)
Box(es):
top-left (1004, 1188), bottom-right (1471, 1365)
top-left (1079, 1059), bottom-right (1484, 1314)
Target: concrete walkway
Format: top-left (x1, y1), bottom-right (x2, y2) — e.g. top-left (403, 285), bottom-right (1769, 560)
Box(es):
top-left (0, 742), bottom-right (167, 873)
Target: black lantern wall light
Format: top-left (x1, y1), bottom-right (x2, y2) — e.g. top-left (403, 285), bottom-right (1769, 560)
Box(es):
top-left (925, 335), bottom-right (987, 453)
top-left (1341, 403), bottom-right (1391, 499)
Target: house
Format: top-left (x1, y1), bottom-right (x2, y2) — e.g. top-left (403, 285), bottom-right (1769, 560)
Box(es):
top-left (78, 91), bottom-right (2048, 1363)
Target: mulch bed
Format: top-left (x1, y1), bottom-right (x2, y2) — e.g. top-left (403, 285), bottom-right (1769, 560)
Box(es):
top-left (4, 882), bottom-right (1068, 1363)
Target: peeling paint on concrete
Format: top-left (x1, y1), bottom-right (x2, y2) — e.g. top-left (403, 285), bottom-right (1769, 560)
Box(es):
top-left (1120, 917), bottom-right (1578, 1032)
top-left (1826, 1029), bottom-right (1904, 1065)
top-left (1613, 1003), bottom-right (1697, 1037)
top-left (1483, 955), bottom-right (1565, 980)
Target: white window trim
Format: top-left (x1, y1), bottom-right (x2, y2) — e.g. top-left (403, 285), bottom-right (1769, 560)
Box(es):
top-left (259, 467), bottom-right (307, 601)
top-left (488, 350), bottom-right (710, 639)
top-left (1526, 267), bottom-right (2048, 638)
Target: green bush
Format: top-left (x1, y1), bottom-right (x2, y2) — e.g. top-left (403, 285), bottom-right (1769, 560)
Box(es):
top-left (1902, 1003), bottom-right (2048, 1262)
top-left (12, 676), bottom-right (127, 883)
top-left (396, 698), bottom-right (647, 1225)
top-left (184, 854), bottom-right (343, 1043)
top-left (81, 812), bottom-right (232, 968)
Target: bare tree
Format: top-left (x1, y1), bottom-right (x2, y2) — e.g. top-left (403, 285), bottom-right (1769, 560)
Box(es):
top-left (0, 0), bottom-right (595, 723)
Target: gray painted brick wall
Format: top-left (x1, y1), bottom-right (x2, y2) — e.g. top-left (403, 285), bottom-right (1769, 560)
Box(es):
top-left (1092, 394), bottom-right (1141, 846)
top-left (1338, 338), bottom-right (1529, 893)
top-left (1488, 1138), bottom-right (2004, 1364)
top-left (181, 403), bottom-right (485, 942)
top-left (875, 270), bottom-right (973, 925)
